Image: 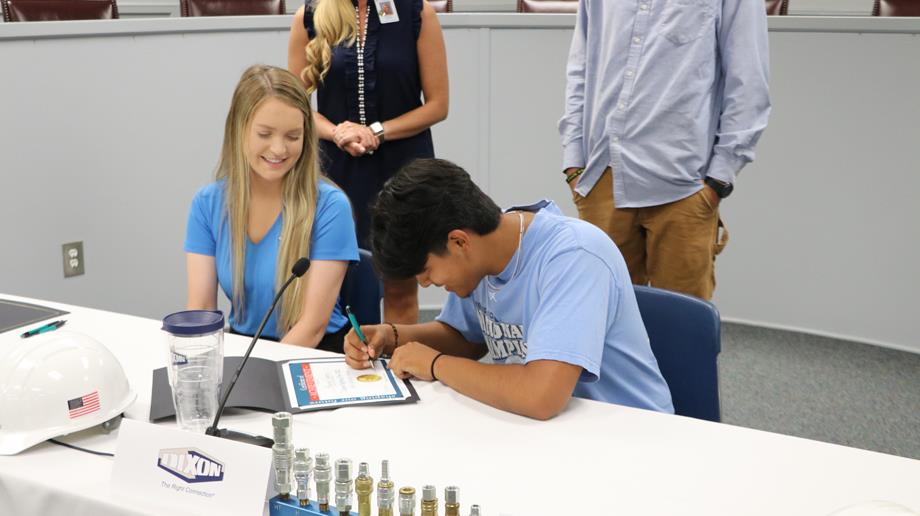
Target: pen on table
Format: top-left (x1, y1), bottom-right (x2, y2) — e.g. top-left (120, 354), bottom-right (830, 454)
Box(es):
top-left (344, 305), bottom-right (376, 371)
top-left (20, 320), bottom-right (67, 339)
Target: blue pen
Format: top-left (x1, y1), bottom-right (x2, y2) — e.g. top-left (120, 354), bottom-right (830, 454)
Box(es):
top-left (20, 319), bottom-right (67, 339)
top-left (344, 305), bottom-right (376, 369)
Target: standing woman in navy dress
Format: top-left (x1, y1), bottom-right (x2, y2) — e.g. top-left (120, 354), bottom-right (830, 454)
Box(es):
top-left (288, 0), bottom-right (449, 324)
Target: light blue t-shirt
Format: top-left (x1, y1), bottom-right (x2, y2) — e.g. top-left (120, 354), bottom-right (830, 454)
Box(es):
top-left (184, 180), bottom-right (359, 339)
top-left (437, 200), bottom-right (674, 413)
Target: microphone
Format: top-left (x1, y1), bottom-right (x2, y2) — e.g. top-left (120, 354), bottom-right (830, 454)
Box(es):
top-left (291, 257), bottom-right (310, 278)
top-left (205, 257), bottom-right (311, 447)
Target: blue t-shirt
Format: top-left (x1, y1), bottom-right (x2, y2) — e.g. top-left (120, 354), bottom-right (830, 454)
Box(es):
top-left (184, 180), bottom-right (359, 339)
top-left (437, 200), bottom-right (674, 413)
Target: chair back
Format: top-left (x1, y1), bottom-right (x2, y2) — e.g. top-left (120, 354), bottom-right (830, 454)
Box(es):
top-left (2, 0), bottom-right (117, 21)
top-left (517, 0), bottom-right (577, 13)
top-left (765, 0), bottom-right (788, 15)
top-left (340, 249), bottom-right (383, 326)
top-left (872, 0), bottom-right (920, 16)
top-left (633, 286), bottom-right (721, 422)
top-left (180, 0), bottom-right (284, 17)
top-left (429, 0), bottom-right (451, 13)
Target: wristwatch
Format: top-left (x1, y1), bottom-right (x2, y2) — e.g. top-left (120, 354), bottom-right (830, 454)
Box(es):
top-left (704, 177), bottom-right (734, 199)
top-left (369, 121), bottom-right (385, 143)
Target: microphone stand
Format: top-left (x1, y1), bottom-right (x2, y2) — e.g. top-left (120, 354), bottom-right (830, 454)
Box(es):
top-left (205, 259), bottom-right (309, 448)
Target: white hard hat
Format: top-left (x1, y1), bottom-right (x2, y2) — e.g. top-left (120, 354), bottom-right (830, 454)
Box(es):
top-left (0, 331), bottom-right (137, 455)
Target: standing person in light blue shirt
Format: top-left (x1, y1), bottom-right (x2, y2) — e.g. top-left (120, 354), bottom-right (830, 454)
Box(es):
top-left (343, 159), bottom-right (673, 420)
top-left (559, 0), bottom-right (771, 300)
top-left (185, 65), bottom-right (359, 353)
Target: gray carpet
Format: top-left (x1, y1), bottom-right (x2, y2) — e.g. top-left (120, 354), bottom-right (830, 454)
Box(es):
top-left (719, 322), bottom-right (920, 460)
top-left (419, 309), bottom-right (920, 460)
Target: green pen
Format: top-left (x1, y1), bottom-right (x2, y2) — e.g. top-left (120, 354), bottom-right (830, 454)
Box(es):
top-left (20, 319), bottom-right (66, 339)
top-left (344, 305), bottom-right (376, 370)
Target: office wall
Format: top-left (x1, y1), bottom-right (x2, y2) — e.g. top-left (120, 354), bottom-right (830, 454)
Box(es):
top-left (0, 24), bottom-right (286, 317)
top-left (787, 0), bottom-right (872, 15)
top-left (1, 16), bottom-right (918, 353)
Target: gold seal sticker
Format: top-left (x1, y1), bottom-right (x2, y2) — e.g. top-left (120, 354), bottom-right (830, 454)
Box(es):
top-left (356, 374), bottom-right (382, 383)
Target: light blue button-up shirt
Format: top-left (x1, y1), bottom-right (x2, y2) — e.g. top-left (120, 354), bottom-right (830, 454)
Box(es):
top-left (559, 0), bottom-right (771, 206)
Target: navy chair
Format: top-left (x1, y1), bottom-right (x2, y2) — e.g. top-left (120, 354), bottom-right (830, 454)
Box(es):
top-left (633, 285), bottom-right (722, 422)
top-left (340, 249), bottom-right (383, 325)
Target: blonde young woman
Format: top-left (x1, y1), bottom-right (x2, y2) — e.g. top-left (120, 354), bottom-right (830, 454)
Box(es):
top-left (288, 0), bottom-right (449, 324)
top-left (185, 65), bottom-right (359, 351)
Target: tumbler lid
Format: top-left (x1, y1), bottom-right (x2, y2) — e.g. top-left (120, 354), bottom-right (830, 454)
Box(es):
top-left (162, 310), bottom-right (224, 336)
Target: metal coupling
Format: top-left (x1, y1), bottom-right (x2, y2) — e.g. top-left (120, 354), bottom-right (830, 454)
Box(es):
top-left (314, 452), bottom-right (332, 508)
top-left (335, 458), bottom-right (353, 514)
top-left (271, 411), bottom-right (292, 446)
top-left (355, 461), bottom-right (373, 516)
top-left (444, 486), bottom-right (460, 516)
top-left (420, 484), bottom-right (438, 516)
top-left (293, 448), bottom-right (313, 506)
top-left (377, 459), bottom-right (395, 511)
top-left (399, 486), bottom-right (416, 516)
top-left (272, 443), bottom-right (294, 498)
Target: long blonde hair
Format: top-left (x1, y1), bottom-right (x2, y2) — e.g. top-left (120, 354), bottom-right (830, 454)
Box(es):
top-left (302, 0), bottom-right (358, 94)
top-left (216, 64), bottom-right (321, 335)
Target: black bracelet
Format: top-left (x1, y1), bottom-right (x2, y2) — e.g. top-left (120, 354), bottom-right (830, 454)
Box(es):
top-left (565, 168), bottom-right (585, 184)
top-left (430, 352), bottom-right (445, 382)
top-left (387, 322), bottom-right (399, 354)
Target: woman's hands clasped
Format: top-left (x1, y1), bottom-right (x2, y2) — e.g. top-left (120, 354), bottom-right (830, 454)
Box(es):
top-left (333, 121), bottom-right (379, 157)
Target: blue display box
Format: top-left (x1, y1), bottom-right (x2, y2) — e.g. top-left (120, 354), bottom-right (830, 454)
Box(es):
top-left (269, 495), bottom-right (356, 516)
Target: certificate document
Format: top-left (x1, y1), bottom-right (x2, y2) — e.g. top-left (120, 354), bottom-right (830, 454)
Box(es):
top-left (281, 357), bottom-right (418, 411)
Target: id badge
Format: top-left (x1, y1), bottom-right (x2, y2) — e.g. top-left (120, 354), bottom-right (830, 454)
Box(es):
top-left (374, 0), bottom-right (399, 23)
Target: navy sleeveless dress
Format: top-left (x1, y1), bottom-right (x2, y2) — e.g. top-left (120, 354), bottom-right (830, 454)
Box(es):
top-left (304, 0), bottom-right (435, 247)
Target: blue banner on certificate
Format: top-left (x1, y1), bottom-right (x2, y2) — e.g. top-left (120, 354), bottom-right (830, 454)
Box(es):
top-left (281, 357), bottom-right (418, 411)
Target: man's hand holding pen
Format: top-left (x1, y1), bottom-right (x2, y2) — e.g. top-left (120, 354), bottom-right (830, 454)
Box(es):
top-left (344, 323), bottom-right (393, 370)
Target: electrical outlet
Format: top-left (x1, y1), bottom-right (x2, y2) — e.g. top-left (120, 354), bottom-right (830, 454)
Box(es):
top-left (62, 241), bottom-right (85, 278)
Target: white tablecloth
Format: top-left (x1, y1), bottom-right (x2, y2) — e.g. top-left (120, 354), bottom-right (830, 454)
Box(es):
top-left (1, 295), bottom-right (919, 516)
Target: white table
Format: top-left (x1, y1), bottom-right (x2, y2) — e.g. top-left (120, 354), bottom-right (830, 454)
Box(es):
top-left (1, 295), bottom-right (918, 516)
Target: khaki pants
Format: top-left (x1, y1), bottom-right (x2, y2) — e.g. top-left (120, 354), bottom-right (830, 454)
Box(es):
top-left (573, 168), bottom-right (728, 300)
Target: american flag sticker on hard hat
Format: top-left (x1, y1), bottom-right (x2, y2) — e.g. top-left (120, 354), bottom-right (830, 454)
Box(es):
top-left (68, 391), bottom-right (100, 419)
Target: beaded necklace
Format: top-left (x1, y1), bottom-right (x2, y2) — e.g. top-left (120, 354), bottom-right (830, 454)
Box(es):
top-left (354, 3), bottom-right (370, 126)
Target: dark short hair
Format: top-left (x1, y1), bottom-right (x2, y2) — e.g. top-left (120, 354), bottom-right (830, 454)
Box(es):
top-left (370, 159), bottom-right (502, 279)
